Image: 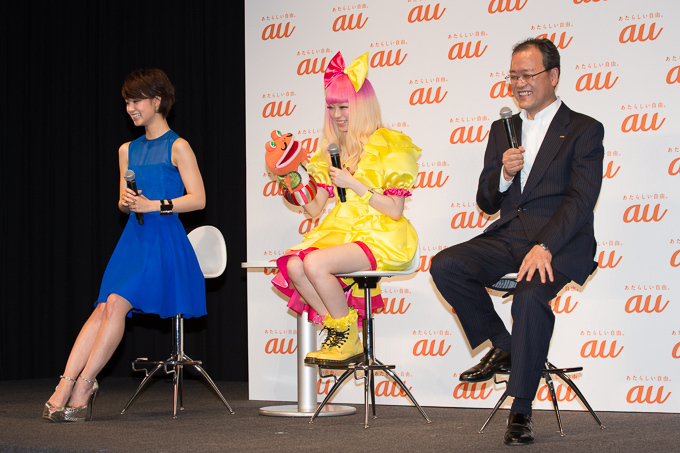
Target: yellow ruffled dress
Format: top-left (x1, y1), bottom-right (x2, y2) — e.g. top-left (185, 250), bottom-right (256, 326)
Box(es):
top-left (272, 128), bottom-right (421, 323)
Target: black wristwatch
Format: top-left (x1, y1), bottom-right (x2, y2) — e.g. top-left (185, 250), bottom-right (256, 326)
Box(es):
top-left (160, 199), bottom-right (173, 215)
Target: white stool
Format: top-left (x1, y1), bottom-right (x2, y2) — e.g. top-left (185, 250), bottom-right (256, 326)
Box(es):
top-left (241, 261), bottom-right (355, 418)
top-left (121, 226), bottom-right (233, 418)
top-left (310, 250), bottom-right (431, 428)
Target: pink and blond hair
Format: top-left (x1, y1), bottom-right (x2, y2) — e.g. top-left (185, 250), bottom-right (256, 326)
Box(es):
top-left (322, 73), bottom-right (383, 172)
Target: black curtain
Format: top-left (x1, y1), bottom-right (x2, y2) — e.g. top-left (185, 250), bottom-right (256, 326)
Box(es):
top-left (0, 1), bottom-right (248, 382)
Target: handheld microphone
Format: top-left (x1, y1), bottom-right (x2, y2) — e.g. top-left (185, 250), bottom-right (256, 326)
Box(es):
top-left (327, 143), bottom-right (346, 203)
top-left (123, 169), bottom-right (144, 225)
top-left (500, 106), bottom-right (519, 149)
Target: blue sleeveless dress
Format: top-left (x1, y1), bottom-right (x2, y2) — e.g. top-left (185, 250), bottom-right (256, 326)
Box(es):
top-left (95, 130), bottom-right (207, 319)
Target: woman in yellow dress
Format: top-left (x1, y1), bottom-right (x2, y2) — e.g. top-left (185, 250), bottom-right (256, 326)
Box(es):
top-left (272, 52), bottom-right (420, 366)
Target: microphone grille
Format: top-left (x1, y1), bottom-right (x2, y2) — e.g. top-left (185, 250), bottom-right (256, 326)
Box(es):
top-left (123, 169), bottom-right (136, 182)
top-left (499, 106), bottom-right (513, 119)
top-left (327, 143), bottom-right (340, 155)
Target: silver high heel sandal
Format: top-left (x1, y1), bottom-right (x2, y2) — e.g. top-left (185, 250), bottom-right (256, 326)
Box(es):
top-left (42, 375), bottom-right (76, 423)
top-left (63, 376), bottom-right (99, 422)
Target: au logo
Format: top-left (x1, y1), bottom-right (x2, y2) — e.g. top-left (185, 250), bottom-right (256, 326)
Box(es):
top-left (408, 3), bottom-right (446, 22)
top-left (671, 250), bottom-right (680, 268)
top-left (261, 22), bottom-right (295, 40)
top-left (375, 380), bottom-right (411, 397)
top-left (603, 161), bottom-right (620, 179)
top-left (413, 339), bottom-right (451, 357)
top-left (332, 13), bottom-right (368, 32)
top-left (487, 0), bottom-right (527, 14)
top-left (669, 157), bottom-right (680, 176)
top-left (537, 383), bottom-right (576, 402)
top-left (262, 181), bottom-right (285, 197)
top-left (448, 41), bottom-right (487, 60)
top-left (451, 211), bottom-right (490, 230)
top-left (490, 80), bottom-right (513, 99)
top-left (264, 267), bottom-right (278, 276)
top-left (667, 66), bottom-right (680, 84)
top-left (413, 171), bottom-right (449, 189)
top-left (264, 338), bottom-right (297, 354)
top-left (672, 342), bottom-right (680, 359)
top-left (551, 295), bottom-right (578, 314)
top-left (410, 86), bottom-right (448, 105)
top-left (623, 204), bottom-right (667, 223)
top-left (262, 100), bottom-right (296, 118)
top-left (376, 297), bottom-right (411, 315)
top-left (371, 50), bottom-right (407, 67)
top-left (299, 137), bottom-right (318, 158)
top-left (625, 295), bottom-right (669, 314)
top-left (318, 378), bottom-right (332, 395)
top-left (299, 217), bottom-right (321, 235)
top-left (626, 386), bottom-right (671, 404)
top-left (536, 32), bottom-right (572, 49)
top-left (597, 250), bottom-right (622, 269)
top-left (619, 23), bottom-right (663, 43)
top-left (453, 382), bottom-right (493, 400)
top-left (580, 340), bottom-right (623, 358)
top-left (450, 125), bottom-right (489, 144)
top-left (297, 57), bottom-right (327, 76)
top-left (417, 255), bottom-right (433, 273)
top-left (576, 72), bottom-right (618, 91)
top-left (621, 113), bottom-right (665, 132)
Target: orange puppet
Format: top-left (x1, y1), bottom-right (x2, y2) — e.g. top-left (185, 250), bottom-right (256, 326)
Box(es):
top-left (265, 130), bottom-right (317, 206)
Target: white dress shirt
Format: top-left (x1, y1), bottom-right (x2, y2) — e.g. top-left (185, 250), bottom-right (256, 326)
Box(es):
top-left (499, 97), bottom-right (562, 193)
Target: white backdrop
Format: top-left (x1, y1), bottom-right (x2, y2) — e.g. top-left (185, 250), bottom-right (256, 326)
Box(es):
top-left (244, 0), bottom-right (679, 412)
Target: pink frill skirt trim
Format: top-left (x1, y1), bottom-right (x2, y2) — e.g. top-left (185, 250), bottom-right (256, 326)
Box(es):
top-left (271, 243), bottom-right (383, 326)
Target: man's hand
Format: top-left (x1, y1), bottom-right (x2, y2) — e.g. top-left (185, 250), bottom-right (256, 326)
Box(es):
top-left (518, 244), bottom-right (553, 284)
top-left (502, 146), bottom-right (525, 181)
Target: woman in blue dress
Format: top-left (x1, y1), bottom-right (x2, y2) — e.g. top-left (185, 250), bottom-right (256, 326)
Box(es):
top-left (43, 69), bottom-right (206, 422)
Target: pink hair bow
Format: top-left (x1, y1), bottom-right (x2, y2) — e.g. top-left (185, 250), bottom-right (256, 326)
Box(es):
top-left (324, 52), bottom-right (369, 92)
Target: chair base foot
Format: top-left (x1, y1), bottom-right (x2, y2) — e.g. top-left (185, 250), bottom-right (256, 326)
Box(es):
top-left (305, 352), bottom-right (365, 367)
top-left (121, 355), bottom-right (233, 417)
top-left (259, 404), bottom-right (356, 417)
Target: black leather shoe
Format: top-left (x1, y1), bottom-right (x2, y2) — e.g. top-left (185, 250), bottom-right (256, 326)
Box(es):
top-left (459, 347), bottom-right (511, 382)
top-left (504, 412), bottom-right (534, 445)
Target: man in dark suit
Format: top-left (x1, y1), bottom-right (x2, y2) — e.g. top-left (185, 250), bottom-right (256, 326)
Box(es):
top-left (430, 38), bottom-right (604, 446)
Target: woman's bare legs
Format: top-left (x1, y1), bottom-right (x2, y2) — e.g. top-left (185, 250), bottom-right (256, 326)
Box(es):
top-left (47, 294), bottom-right (132, 407)
top-left (286, 243), bottom-right (371, 318)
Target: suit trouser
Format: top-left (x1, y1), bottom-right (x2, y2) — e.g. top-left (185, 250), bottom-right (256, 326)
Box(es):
top-left (430, 219), bottom-right (570, 400)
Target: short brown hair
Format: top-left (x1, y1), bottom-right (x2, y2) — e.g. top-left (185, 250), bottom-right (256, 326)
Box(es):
top-left (121, 69), bottom-right (175, 118)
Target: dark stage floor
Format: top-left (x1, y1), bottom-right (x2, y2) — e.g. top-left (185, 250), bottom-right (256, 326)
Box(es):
top-left (1, 377), bottom-right (678, 452)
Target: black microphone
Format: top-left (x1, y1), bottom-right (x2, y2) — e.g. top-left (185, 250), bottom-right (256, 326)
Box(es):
top-left (500, 106), bottom-right (519, 149)
top-left (327, 143), bottom-right (346, 203)
top-left (123, 169), bottom-right (144, 225)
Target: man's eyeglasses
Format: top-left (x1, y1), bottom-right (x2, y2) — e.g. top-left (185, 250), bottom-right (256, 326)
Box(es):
top-left (505, 68), bottom-right (551, 84)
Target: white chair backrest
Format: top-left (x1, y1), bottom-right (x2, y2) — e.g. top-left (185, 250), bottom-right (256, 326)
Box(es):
top-left (187, 226), bottom-right (227, 279)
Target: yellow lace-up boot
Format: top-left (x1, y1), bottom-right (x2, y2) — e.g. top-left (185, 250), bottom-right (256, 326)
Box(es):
top-left (304, 326), bottom-right (336, 362)
top-left (307, 307), bottom-right (364, 366)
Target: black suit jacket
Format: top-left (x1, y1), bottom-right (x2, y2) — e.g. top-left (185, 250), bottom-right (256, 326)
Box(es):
top-left (476, 103), bottom-right (605, 284)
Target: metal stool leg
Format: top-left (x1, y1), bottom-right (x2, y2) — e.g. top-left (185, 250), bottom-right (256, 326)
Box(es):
top-left (121, 314), bottom-right (233, 417)
top-left (544, 372), bottom-right (565, 436)
top-left (310, 369), bottom-right (356, 422)
top-left (553, 371), bottom-right (605, 429)
top-left (479, 362), bottom-right (605, 435)
top-left (310, 278), bottom-right (430, 427)
top-left (120, 363), bottom-right (165, 414)
top-left (191, 362), bottom-right (234, 413)
top-left (478, 391), bottom-right (509, 434)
